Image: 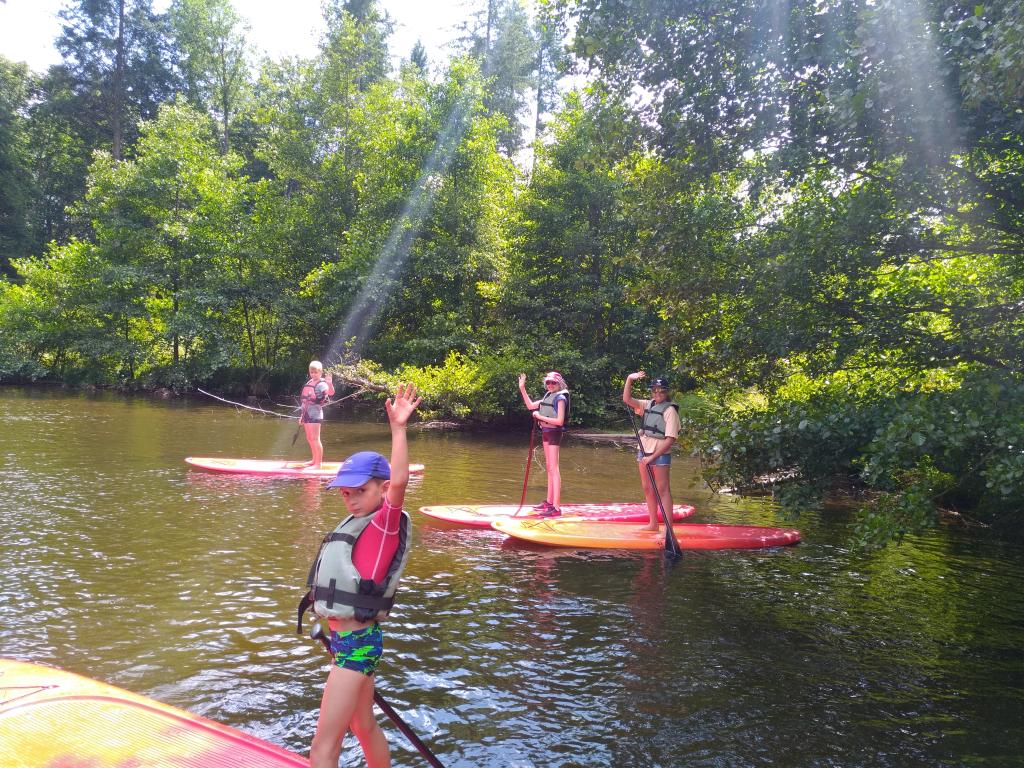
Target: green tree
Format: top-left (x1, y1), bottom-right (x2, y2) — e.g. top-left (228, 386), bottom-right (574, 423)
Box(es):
top-left (457, 0), bottom-right (539, 156)
top-left (558, 0), bottom-right (1024, 540)
top-left (531, 1), bottom-right (569, 155)
top-left (496, 91), bottom-right (664, 421)
top-left (169, 0), bottom-right (251, 153)
top-left (0, 57), bottom-right (36, 275)
top-left (74, 101), bottom-right (250, 382)
top-left (409, 39), bottom-right (428, 71)
top-left (21, 66), bottom-right (92, 249)
top-left (56, 0), bottom-right (179, 160)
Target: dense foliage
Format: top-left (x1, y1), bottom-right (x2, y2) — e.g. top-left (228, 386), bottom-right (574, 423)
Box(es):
top-left (0, 0), bottom-right (1021, 544)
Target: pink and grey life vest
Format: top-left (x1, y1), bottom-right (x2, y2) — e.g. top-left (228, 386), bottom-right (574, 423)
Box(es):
top-left (300, 378), bottom-right (331, 419)
top-left (538, 389), bottom-right (570, 430)
top-left (296, 510), bottom-right (412, 633)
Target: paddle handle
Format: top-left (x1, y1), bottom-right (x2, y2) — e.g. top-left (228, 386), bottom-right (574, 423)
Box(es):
top-left (625, 405), bottom-right (683, 558)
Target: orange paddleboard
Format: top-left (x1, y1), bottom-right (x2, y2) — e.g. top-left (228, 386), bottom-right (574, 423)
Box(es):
top-left (491, 518), bottom-right (802, 550)
top-left (0, 658), bottom-right (307, 766)
top-left (418, 503), bottom-right (695, 528)
top-left (185, 457), bottom-right (424, 478)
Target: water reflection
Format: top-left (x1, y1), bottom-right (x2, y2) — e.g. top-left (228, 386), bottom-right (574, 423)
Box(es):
top-left (1, 388), bottom-right (1022, 767)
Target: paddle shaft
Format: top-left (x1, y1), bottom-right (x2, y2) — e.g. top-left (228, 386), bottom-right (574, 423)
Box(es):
top-left (513, 420), bottom-right (538, 516)
top-left (625, 405), bottom-right (683, 558)
top-left (311, 625), bottom-right (446, 768)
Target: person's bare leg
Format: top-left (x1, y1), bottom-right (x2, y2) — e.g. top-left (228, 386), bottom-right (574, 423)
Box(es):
top-left (544, 442), bottom-right (561, 509)
top-left (302, 422), bottom-right (323, 467)
top-left (638, 463), bottom-right (659, 531)
top-left (350, 675), bottom-right (391, 768)
top-left (652, 464), bottom-right (672, 526)
top-left (310, 665), bottom-right (365, 768)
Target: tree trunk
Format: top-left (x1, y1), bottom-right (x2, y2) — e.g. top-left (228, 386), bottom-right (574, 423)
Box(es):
top-left (111, 0), bottom-right (126, 160)
top-left (483, 0), bottom-right (494, 76)
top-left (219, 40), bottom-right (230, 154)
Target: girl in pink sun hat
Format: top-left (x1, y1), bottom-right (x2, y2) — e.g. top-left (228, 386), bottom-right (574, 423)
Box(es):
top-left (517, 370), bottom-right (570, 516)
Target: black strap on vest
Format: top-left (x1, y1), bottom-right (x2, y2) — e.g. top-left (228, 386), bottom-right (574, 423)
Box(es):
top-left (327, 532), bottom-right (357, 544)
top-left (296, 584), bottom-right (396, 635)
top-left (314, 582), bottom-right (395, 611)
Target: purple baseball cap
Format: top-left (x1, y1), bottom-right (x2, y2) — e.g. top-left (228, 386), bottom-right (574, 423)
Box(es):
top-left (326, 451), bottom-right (391, 488)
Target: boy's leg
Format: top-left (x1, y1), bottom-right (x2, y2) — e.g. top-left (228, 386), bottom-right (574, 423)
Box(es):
top-left (309, 665), bottom-right (366, 768)
top-left (350, 676), bottom-right (391, 768)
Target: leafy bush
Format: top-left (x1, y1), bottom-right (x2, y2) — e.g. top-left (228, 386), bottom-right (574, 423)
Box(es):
top-left (691, 371), bottom-right (1024, 546)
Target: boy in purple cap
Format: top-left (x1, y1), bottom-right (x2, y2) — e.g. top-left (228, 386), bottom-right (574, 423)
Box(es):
top-left (309, 383), bottom-right (420, 768)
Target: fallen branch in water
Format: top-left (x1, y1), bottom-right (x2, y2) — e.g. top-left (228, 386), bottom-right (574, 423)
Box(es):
top-left (197, 388), bottom-right (297, 419)
top-left (328, 370), bottom-right (390, 394)
top-left (198, 387), bottom-right (370, 419)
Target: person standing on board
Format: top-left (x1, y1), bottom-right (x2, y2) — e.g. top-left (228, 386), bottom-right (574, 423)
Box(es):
top-left (308, 384), bottom-right (421, 768)
top-left (300, 360), bottom-right (335, 468)
top-left (623, 371), bottom-right (679, 531)
top-left (517, 371), bottom-right (570, 517)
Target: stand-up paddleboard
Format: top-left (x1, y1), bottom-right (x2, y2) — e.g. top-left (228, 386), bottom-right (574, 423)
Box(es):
top-left (185, 457), bottom-right (425, 478)
top-left (0, 658), bottom-right (307, 766)
top-left (418, 503), bottom-right (696, 528)
top-left (491, 518), bottom-right (801, 550)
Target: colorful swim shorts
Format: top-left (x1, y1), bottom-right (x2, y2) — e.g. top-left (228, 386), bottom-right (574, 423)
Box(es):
top-left (329, 623), bottom-right (384, 675)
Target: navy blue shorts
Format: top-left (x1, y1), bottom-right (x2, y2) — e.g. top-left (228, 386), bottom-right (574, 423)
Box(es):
top-left (329, 623), bottom-right (384, 675)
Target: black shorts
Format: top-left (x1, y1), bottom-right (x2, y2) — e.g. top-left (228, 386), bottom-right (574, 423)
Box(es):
top-left (541, 428), bottom-right (564, 446)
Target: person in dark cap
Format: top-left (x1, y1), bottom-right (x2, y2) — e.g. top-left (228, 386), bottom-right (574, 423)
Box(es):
top-left (623, 371), bottom-right (680, 531)
top-left (308, 384), bottom-right (420, 768)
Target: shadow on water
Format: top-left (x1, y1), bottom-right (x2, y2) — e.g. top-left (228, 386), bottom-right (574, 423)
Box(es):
top-left (1, 388), bottom-right (1022, 767)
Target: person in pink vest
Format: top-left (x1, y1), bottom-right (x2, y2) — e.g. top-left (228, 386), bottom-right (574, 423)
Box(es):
top-left (299, 360), bottom-right (335, 468)
top-left (517, 371), bottom-right (570, 516)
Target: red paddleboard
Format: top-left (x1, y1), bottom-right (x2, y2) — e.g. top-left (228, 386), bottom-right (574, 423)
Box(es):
top-left (491, 518), bottom-right (802, 550)
top-left (418, 503), bottom-right (696, 527)
top-left (0, 658), bottom-right (307, 766)
top-left (185, 457), bottom-right (424, 478)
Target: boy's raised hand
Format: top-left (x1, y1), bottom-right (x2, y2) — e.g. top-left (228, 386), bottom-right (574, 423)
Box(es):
top-left (385, 383), bottom-right (421, 426)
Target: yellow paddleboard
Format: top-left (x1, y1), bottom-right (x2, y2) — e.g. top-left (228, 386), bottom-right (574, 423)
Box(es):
top-left (491, 518), bottom-right (802, 550)
top-left (0, 658), bottom-right (308, 767)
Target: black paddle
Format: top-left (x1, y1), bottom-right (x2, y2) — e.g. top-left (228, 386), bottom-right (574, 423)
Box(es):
top-left (512, 420), bottom-right (538, 516)
top-left (310, 622), bottom-right (447, 768)
top-left (625, 405), bottom-right (683, 559)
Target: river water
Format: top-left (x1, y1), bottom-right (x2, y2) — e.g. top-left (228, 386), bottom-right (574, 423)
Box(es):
top-left (0, 388), bottom-right (1021, 767)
